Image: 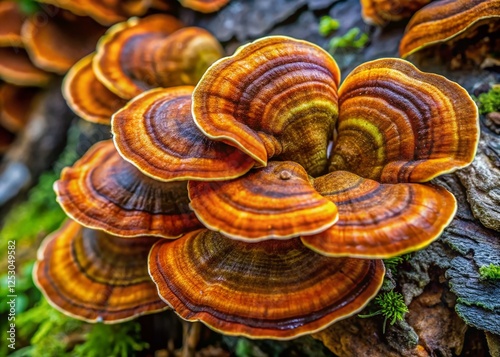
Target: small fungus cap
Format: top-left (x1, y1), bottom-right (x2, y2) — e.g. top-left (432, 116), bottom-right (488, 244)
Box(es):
top-left (0, 1), bottom-right (24, 47)
top-left (34, 220), bottom-right (169, 323)
top-left (36, 0), bottom-right (150, 25)
top-left (0, 83), bottom-right (38, 132)
top-left (112, 86), bottom-right (255, 182)
top-left (54, 140), bottom-right (202, 238)
top-left (329, 57), bottom-right (479, 183)
top-left (0, 47), bottom-right (51, 87)
top-left (21, 11), bottom-right (107, 74)
top-left (360, 0), bottom-right (431, 27)
top-left (94, 15), bottom-right (184, 98)
top-left (301, 171), bottom-right (457, 258)
top-left (63, 54), bottom-right (127, 125)
top-left (148, 229), bottom-right (385, 339)
top-left (192, 36), bottom-right (340, 176)
top-left (94, 16), bottom-right (223, 99)
top-left (179, 0), bottom-right (230, 13)
top-left (399, 0), bottom-right (500, 58)
top-left (188, 161), bottom-right (339, 241)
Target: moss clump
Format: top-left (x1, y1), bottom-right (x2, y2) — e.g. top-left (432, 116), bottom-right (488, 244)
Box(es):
top-left (477, 86), bottom-right (500, 114)
top-left (383, 254), bottom-right (412, 274)
top-left (479, 263), bottom-right (500, 280)
top-left (318, 16), bottom-right (340, 37)
top-left (329, 27), bottom-right (369, 53)
top-left (359, 291), bottom-right (409, 333)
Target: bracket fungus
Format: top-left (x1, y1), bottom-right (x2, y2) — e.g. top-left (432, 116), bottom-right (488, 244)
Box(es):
top-left (179, 0), bottom-right (231, 13)
top-left (329, 58), bottom-right (479, 183)
top-left (361, 0), bottom-right (431, 27)
top-left (94, 15), bottom-right (223, 99)
top-left (188, 161), bottom-right (338, 241)
top-left (21, 10), bottom-right (107, 74)
top-left (36, 0), bottom-right (150, 26)
top-left (148, 229), bottom-right (385, 339)
top-left (38, 35), bottom-right (480, 339)
top-left (112, 86), bottom-right (255, 182)
top-left (34, 220), bottom-right (169, 323)
top-left (301, 171), bottom-right (457, 258)
top-left (0, 1), bottom-right (24, 47)
top-left (399, 0), bottom-right (500, 58)
top-left (0, 83), bottom-right (38, 133)
top-left (0, 47), bottom-right (51, 87)
top-left (192, 36), bottom-right (340, 177)
top-left (63, 54), bottom-right (127, 125)
top-left (54, 140), bottom-right (202, 238)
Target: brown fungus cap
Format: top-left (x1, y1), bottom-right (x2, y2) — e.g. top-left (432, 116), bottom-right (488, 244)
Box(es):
top-left (63, 54), bottom-right (127, 125)
top-left (329, 58), bottom-right (479, 183)
top-left (148, 229), bottom-right (385, 339)
top-left (179, 0), bottom-right (230, 13)
top-left (34, 220), bottom-right (169, 323)
top-left (192, 36), bottom-right (340, 177)
top-left (399, 0), bottom-right (500, 58)
top-left (93, 15), bottom-right (183, 98)
top-left (0, 1), bottom-right (25, 47)
top-left (188, 161), bottom-right (338, 241)
top-left (36, 0), bottom-right (150, 25)
top-left (301, 171), bottom-right (456, 258)
top-left (94, 16), bottom-right (223, 99)
top-left (112, 86), bottom-right (255, 182)
top-left (21, 11), bottom-right (107, 74)
top-left (0, 47), bottom-right (51, 86)
top-left (361, 0), bottom-right (431, 26)
top-left (54, 140), bottom-right (202, 238)
top-left (0, 83), bottom-right (38, 132)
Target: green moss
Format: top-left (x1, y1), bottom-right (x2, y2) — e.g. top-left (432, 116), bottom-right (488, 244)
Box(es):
top-left (359, 291), bottom-right (409, 333)
top-left (479, 263), bottom-right (500, 280)
top-left (318, 16), bottom-right (340, 37)
top-left (17, 0), bottom-right (40, 15)
top-left (328, 27), bottom-right (369, 53)
top-left (73, 323), bottom-right (149, 357)
top-left (477, 86), bottom-right (500, 114)
top-left (11, 298), bottom-right (149, 357)
top-left (383, 254), bottom-right (412, 274)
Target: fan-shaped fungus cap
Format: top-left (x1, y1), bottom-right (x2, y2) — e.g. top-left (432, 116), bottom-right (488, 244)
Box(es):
top-left (36, 0), bottom-right (150, 25)
top-left (399, 0), bottom-right (500, 58)
top-left (192, 36), bottom-right (340, 176)
top-left (188, 161), bottom-right (338, 241)
top-left (21, 11), bottom-right (107, 74)
top-left (63, 54), bottom-right (127, 125)
top-left (94, 15), bottom-right (223, 99)
top-left (0, 47), bottom-right (51, 86)
top-left (54, 140), bottom-right (202, 238)
top-left (179, 0), bottom-right (230, 13)
top-left (0, 83), bottom-right (38, 132)
top-left (34, 220), bottom-right (168, 323)
top-left (149, 229), bottom-right (385, 339)
top-left (0, 1), bottom-right (24, 47)
top-left (301, 171), bottom-right (456, 258)
top-left (329, 58), bottom-right (479, 183)
top-left (361, 0), bottom-right (431, 26)
top-left (112, 86), bottom-right (255, 182)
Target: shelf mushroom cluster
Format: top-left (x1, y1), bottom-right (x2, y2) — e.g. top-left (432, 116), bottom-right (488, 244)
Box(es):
top-left (63, 14), bottom-right (224, 125)
top-left (35, 36), bottom-right (479, 339)
top-left (0, 0), bottom-right (108, 153)
top-left (360, 0), bottom-right (500, 59)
